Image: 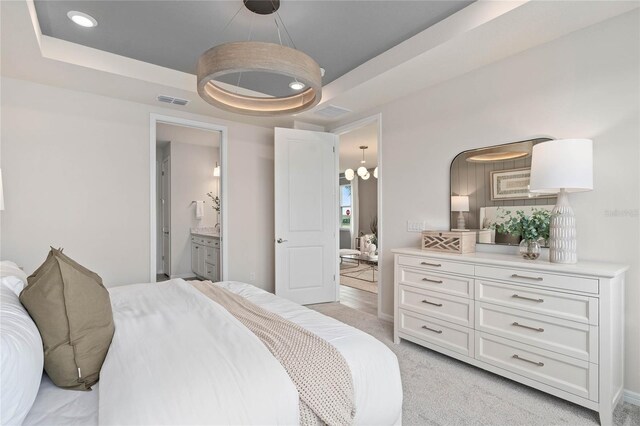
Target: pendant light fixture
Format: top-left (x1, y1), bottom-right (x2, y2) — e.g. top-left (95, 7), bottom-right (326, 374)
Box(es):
top-left (197, 0), bottom-right (322, 116)
top-left (344, 168), bottom-right (355, 181)
top-left (357, 146), bottom-right (369, 177)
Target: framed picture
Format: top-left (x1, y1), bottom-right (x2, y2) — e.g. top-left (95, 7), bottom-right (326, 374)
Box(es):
top-left (490, 168), bottom-right (533, 201)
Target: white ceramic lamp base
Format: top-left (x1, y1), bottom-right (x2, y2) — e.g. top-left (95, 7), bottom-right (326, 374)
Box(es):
top-left (456, 211), bottom-right (466, 230)
top-left (549, 189), bottom-right (577, 264)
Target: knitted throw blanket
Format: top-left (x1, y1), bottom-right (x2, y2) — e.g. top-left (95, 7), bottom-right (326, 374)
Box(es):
top-left (192, 281), bottom-right (355, 426)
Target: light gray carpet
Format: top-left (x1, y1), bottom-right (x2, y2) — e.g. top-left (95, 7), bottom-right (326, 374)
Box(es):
top-left (308, 302), bottom-right (640, 426)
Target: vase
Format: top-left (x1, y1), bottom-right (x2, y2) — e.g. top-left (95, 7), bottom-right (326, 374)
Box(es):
top-left (519, 239), bottom-right (541, 260)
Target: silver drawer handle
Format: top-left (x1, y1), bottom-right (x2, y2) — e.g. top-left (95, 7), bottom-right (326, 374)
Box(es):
top-left (512, 322), bottom-right (544, 332)
top-left (420, 262), bottom-right (442, 267)
top-left (512, 354), bottom-right (544, 367)
top-left (511, 274), bottom-right (543, 281)
top-left (512, 294), bottom-right (544, 303)
top-left (422, 278), bottom-right (443, 284)
top-left (422, 299), bottom-right (443, 307)
top-left (421, 325), bottom-right (443, 334)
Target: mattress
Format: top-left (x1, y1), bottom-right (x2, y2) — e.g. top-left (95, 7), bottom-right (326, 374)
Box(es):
top-left (24, 280), bottom-right (402, 425)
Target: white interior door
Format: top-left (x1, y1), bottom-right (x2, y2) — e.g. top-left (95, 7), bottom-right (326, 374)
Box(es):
top-left (275, 127), bottom-right (338, 305)
top-left (161, 157), bottom-right (171, 276)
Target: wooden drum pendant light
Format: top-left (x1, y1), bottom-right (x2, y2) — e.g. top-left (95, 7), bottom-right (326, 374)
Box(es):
top-left (197, 1), bottom-right (322, 116)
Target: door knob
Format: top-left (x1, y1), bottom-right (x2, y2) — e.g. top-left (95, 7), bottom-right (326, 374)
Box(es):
top-left (276, 238), bottom-right (288, 244)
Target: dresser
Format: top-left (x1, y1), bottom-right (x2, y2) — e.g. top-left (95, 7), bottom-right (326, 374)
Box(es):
top-left (191, 234), bottom-right (220, 281)
top-left (392, 248), bottom-right (627, 425)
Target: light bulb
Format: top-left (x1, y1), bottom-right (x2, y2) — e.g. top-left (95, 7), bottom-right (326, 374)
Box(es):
top-left (67, 11), bottom-right (98, 27)
top-left (357, 166), bottom-right (367, 177)
top-left (289, 81), bottom-right (305, 91)
top-left (362, 171), bottom-right (370, 180)
top-left (373, 167), bottom-right (378, 178)
top-left (344, 169), bottom-right (355, 181)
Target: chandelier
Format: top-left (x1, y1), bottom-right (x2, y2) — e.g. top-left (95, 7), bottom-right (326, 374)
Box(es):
top-left (197, 0), bottom-right (322, 116)
top-left (345, 146), bottom-right (378, 181)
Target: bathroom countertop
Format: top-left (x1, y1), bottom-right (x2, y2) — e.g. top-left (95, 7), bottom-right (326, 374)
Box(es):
top-left (191, 227), bottom-right (220, 238)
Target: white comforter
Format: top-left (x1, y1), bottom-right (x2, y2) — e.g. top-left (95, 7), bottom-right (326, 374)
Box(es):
top-left (58, 279), bottom-right (402, 425)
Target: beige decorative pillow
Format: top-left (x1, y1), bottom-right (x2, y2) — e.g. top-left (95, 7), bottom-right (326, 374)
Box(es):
top-left (20, 248), bottom-right (114, 390)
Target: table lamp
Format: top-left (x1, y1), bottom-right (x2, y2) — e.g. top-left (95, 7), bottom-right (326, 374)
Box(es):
top-left (451, 196), bottom-right (469, 230)
top-left (529, 139), bottom-right (593, 263)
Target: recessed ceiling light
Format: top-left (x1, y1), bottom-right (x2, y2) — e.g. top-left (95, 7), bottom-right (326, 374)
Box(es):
top-left (67, 11), bottom-right (98, 28)
top-left (289, 81), bottom-right (305, 91)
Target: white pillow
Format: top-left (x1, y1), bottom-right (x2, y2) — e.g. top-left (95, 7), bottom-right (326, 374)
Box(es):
top-left (0, 261), bottom-right (28, 295)
top-left (1, 281), bottom-right (44, 425)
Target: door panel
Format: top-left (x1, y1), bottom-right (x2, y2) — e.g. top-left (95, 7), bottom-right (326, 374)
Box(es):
top-left (162, 158), bottom-right (171, 276)
top-left (275, 128), bottom-right (338, 305)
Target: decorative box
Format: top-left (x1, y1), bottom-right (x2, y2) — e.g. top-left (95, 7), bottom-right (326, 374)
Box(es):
top-left (421, 230), bottom-right (476, 254)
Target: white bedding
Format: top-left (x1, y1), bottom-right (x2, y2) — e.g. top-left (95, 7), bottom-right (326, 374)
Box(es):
top-left (25, 280), bottom-right (403, 425)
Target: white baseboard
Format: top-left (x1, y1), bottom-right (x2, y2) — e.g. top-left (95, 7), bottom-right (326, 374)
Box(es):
top-left (170, 273), bottom-right (196, 280)
top-left (379, 312), bottom-right (394, 323)
top-left (624, 389), bottom-right (640, 406)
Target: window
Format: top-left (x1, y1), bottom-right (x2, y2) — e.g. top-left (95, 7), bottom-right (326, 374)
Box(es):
top-left (340, 184), bottom-right (352, 230)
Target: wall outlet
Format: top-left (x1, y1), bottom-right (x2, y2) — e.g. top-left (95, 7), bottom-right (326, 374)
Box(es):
top-left (407, 220), bottom-right (426, 232)
top-left (249, 272), bottom-right (256, 281)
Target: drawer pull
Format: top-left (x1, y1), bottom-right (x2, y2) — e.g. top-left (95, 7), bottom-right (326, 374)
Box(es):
top-left (511, 274), bottom-right (543, 281)
top-left (422, 278), bottom-right (443, 284)
top-left (512, 354), bottom-right (544, 367)
top-left (512, 294), bottom-right (544, 303)
top-left (421, 299), bottom-right (443, 307)
top-left (420, 262), bottom-right (442, 267)
top-left (512, 322), bottom-right (544, 332)
top-left (421, 325), bottom-right (443, 334)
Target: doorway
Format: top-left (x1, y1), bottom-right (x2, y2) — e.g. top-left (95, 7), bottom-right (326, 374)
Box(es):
top-left (333, 116), bottom-right (382, 317)
top-left (149, 114), bottom-right (228, 283)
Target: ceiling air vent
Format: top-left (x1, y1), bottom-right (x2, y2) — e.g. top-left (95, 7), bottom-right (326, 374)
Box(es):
top-left (314, 104), bottom-right (352, 118)
top-left (157, 95), bottom-right (190, 106)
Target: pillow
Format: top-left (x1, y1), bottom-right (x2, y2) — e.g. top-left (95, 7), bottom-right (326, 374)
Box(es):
top-left (0, 261), bottom-right (29, 295)
top-left (0, 281), bottom-right (44, 425)
top-left (19, 248), bottom-right (114, 391)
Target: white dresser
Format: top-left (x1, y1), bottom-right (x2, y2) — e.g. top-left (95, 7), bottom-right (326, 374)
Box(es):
top-left (191, 234), bottom-right (220, 281)
top-left (392, 248), bottom-right (627, 425)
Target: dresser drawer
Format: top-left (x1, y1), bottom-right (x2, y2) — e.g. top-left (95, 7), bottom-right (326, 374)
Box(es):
top-left (200, 238), bottom-right (219, 248)
top-left (398, 267), bottom-right (473, 298)
top-left (475, 265), bottom-right (598, 294)
top-left (476, 332), bottom-right (597, 401)
top-left (398, 255), bottom-right (474, 276)
top-left (204, 262), bottom-right (216, 281)
top-left (399, 285), bottom-right (473, 327)
top-left (476, 280), bottom-right (598, 325)
top-left (476, 302), bottom-right (597, 362)
top-left (399, 309), bottom-right (473, 357)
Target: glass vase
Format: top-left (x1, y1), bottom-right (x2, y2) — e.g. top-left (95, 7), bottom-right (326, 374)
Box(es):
top-left (519, 239), bottom-right (541, 260)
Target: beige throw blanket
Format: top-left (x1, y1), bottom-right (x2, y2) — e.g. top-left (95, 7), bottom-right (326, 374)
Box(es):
top-left (192, 281), bottom-right (355, 426)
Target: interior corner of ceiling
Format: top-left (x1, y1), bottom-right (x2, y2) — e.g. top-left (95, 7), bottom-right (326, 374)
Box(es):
top-left (24, 0), bottom-right (43, 50)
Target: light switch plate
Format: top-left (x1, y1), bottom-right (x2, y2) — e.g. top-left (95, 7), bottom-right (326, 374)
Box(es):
top-left (407, 220), bottom-right (426, 232)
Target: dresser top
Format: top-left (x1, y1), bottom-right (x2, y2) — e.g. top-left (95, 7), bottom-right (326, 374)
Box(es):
top-left (391, 248), bottom-right (628, 278)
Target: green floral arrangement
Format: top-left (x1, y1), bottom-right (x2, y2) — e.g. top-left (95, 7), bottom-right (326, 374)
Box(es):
top-left (206, 192), bottom-right (220, 212)
top-left (491, 209), bottom-right (551, 242)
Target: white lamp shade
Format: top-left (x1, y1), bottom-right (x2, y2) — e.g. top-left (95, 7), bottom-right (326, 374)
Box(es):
top-left (373, 167), bottom-right (378, 178)
top-left (344, 168), bottom-right (355, 181)
top-left (0, 168), bottom-right (4, 211)
top-left (213, 165), bottom-right (221, 177)
top-left (357, 166), bottom-right (367, 177)
top-left (529, 139), bottom-right (593, 193)
top-left (451, 195), bottom-right (469, 212)
top-left (362, 171), bottom-right (370, 180)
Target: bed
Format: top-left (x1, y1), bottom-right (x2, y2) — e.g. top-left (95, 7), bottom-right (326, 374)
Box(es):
top-left (17, 278), bottom-right (402, 425)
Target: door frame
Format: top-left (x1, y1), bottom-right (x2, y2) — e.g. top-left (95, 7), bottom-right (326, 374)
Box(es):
top-left (330, 114), bottom-right (385, 321)
top-left (160, 156), bottom-right (171, 276)
top-left (149, 113), bottom-right (229, 283)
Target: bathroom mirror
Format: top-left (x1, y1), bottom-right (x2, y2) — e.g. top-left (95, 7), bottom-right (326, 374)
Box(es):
top-left (450, 138), bottom-right (557, 246)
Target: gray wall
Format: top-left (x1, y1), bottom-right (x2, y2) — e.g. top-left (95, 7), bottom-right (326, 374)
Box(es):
top-left (450, 155), bottom-right (555, 229)
top-left (359, 169), bottom-right (378, 236)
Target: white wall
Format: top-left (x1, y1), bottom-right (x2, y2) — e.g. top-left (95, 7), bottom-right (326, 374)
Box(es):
top-left (168, 140), bottom-right (218, 278)
top-left (336, 10), bottom-right (640, 393)
top-left (0, 76), bottom-right (275, 291)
